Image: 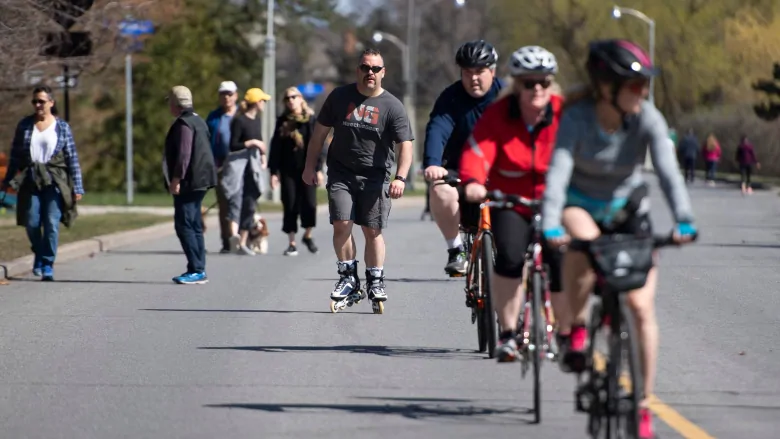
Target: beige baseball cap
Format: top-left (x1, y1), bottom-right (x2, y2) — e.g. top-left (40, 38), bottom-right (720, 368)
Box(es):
top-left (168, 85), bottom-right (193, 107)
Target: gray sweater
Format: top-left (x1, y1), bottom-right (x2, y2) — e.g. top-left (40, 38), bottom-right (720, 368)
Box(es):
top-left (541, 98), bottom-right (695, 231)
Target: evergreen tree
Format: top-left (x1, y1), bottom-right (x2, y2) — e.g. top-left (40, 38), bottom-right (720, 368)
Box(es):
top-left (753, 63), bottom-right (780, 121)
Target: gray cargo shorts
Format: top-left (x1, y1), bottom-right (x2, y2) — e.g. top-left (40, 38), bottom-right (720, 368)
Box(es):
top-left (327, 169), bottom-right (392, 230)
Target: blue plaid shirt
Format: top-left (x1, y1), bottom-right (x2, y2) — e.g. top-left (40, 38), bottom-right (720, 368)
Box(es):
top-left (3, 116), bottom-right (84, 195)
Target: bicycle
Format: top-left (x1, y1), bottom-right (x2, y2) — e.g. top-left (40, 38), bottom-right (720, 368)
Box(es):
top-left (482, 189), bottom-right (557, 424)
top-left (569, 232), bottom-right (696, 439)
top-left (433, 173), bottom-right (498, 358)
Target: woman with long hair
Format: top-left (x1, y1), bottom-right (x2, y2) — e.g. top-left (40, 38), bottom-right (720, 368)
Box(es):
top-left (0, 85), bottom-right (84, 281)
top-left (222, 88), bottom-right (270, 256)
top-left (542, 40), bottom-right (697, 438)
top-left (702, 133), bottom-right (721, 186)
top-left (269, 87), bottom-right (321, 256)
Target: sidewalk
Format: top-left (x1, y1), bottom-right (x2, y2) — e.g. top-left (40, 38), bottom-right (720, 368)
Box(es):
top-left (1, 196), bottom-right (426, 279)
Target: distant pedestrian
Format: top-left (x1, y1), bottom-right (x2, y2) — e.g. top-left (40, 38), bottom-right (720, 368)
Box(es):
top-left (206, 80), bottom-right (239, 253)
top-left (701, 133), bottom-right (721, 186)
top-left (677, 128), bottom-right (699, 183)
top-left (735, 134), bottom-right (760, 195)
top-left (222, 87), bottom-right (271, 256)
top-left (269, 86), bottom-right (321, 256)
top-left (0, 86), bottom-right (84, 281)
top-left (164, 85), bottom-right (217, 285)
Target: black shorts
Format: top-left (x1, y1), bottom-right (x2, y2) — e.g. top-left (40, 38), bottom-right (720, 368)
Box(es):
top-left (597, 211), bottom-right (653, 236)
top-left (443, 169), bottom-right (481, 231)
top-left (491, 208), bottom-right (562, 292)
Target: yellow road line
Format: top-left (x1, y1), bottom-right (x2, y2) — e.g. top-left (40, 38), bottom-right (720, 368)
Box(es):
top-left (592, 352), bottom-right (715, 438)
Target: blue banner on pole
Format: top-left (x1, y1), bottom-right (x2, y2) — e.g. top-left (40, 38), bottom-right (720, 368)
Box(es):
top-left (297, 82), bottom-right (325, 99)
top-left (119, 20), bottom-right (155, 36)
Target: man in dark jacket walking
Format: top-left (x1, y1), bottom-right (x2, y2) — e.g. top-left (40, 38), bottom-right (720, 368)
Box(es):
top-left (165, 85), bottom-right (217, 284)
top-left (678, 128), bottom-right (699, 183)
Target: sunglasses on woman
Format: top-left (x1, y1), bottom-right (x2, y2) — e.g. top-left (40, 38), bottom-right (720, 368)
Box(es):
top-left (625, 79), bottom-right (650, 95)
top-left (522, 78), bottom-right (552, 90)
top-left (359, 64), bottom-right (384, 74)
top-left (284, 95), bottom-right (300, 101)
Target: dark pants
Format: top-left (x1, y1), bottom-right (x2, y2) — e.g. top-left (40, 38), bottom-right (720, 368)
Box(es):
top-left (216, 169), bottom-right (231, 250)
top-left (239, 182), bottom-right (261, 232)
top-left (174, 190), bottom-right (207, 274)
top-left (740, 165), bottom-right (753, 186)
top-left (280, 172), bottom-right (317, 234)
top-left (26, 185), bottom-right (63, 268)
top-left (683, 157), bottom-right (695, 182)
top-left (705, 160), bottom-right (717, 181)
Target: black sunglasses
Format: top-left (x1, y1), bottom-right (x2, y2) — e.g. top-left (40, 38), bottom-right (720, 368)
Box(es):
top-left (522, 78), bottom-right (552, 90)
top-left (359, 64), bottom-right (384, 74)
top-left (284, 95), bottom-right (300, 101)
top-left (31, 99), bottom-right (48, 105)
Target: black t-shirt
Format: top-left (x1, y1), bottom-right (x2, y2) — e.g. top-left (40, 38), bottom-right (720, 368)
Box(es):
top-left (317, 84), bottom-right (413, 176)
top-left (229, 112), bottom-right (263, 152)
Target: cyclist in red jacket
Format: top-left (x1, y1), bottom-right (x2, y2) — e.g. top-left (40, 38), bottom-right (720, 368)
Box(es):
top-left (459, 46), bottom-right (568, 362)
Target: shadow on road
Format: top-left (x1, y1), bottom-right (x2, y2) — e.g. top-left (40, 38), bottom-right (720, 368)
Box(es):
top-left (198, 344), bottom-right (482, 360)
top-left (107, 250), bottom-right (184, 255)
top-left (139, 308), bottom-right (356, 315)
top-left (306, 277), bottom-right (458, 283)
top-left (8, 277), bottom-right (170, 285)
top-left (698, 242), bottom-right (780, 249)
top-left (204, 400), bottom-right (532, 423)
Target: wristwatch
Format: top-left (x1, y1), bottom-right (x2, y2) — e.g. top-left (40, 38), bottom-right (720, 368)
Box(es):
top-left (394, 175), bottom-right (407, 183)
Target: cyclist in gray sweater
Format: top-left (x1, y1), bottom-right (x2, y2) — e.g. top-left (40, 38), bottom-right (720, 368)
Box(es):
top-left (541, 40), bottom-right (697, 439)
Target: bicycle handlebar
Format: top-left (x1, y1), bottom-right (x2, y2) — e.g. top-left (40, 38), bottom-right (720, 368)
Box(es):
top-left (482, 189), bottom-right (541, 210)
top-left (569, 232), bottom-right (698, 253)
top-left (432, 171), bottom-right (461, 187)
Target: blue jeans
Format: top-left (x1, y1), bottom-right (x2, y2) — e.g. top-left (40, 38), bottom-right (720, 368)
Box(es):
top-left (705, 160), bottom-right (717, 181)
top-left (173, 190), bottom-right (206, 274)
top-left (26, 185), bottom-right (63, 268)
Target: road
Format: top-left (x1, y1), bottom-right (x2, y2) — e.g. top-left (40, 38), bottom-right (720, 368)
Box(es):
top-left (1, 177), bottom-right (778, 438)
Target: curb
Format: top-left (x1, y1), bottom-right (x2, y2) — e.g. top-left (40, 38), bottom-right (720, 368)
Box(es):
top-left (0, 196), bottom-right (426, 279)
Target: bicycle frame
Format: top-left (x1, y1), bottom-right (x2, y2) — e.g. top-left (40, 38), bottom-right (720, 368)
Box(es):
top-left (519, 207), bottom-right (556, 358)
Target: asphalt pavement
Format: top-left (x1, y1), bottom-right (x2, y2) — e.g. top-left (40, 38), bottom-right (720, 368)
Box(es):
top-left (0, 177), bottom-right (778, 438)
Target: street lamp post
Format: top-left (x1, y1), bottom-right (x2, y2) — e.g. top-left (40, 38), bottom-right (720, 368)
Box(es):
top-left (373, 31), bottom-right (414, 189)
top-left (374, 0), bottom-right (467, 184)
top-left (611, 6), bottom-right (655, 104)
top-left (262, 0), bottom-right (279, 201)
top-left (612, 5), bottom-right (656, 171)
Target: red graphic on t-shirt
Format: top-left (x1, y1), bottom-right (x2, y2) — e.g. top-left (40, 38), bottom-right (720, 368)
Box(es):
top-left (345, 103), bottom-right (380, 125)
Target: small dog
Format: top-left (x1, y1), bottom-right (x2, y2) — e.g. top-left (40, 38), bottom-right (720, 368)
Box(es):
top-left (201, 202), bottom-right (218, 233)
top-left (246, 213), bottom-right (269, 254)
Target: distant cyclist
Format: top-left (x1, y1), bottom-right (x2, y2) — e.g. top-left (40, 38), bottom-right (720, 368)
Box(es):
top-left (541, 39), bottom-right (697, 439)
top-left (422, 40), bottom-right (503, 276)
top-left (460, 45), bottom-right (567, 362)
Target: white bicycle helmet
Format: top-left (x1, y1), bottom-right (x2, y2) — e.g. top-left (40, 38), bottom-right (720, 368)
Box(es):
top-left (509, 45), bottom-right (558, 76)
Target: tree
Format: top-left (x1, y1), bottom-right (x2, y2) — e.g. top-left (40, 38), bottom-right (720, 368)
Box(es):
top-left (752, 63), bottom-right (780, 121)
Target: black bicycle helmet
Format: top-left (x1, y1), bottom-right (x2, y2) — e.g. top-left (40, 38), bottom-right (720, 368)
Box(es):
top-left (586, 39), bottom-right (658, 83)
top-left (586, 39), bottom-right (658, 121)
top-left (455, 40), bottom-right (498, 69)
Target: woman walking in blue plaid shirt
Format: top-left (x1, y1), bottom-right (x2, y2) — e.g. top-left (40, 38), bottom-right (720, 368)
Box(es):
top-left (0, 86), bottom-right (84, 281)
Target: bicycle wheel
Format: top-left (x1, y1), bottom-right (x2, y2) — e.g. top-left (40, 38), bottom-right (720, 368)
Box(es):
top-left (481, 232), bottom-right (497, 358)
top-left (531, 270), bottom-right (544, 424)
top-left (606, 295), bottom-right (642, 439)
top-left (473, 242), bottom-right (487, 353)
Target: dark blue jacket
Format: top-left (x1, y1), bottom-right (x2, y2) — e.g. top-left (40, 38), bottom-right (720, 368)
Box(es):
top-left (423, 78), bottom-right (504, 170)
top-left (678, 134), bottom-right (699, 160)
top-left (206, 105), bottom-right (238, 167)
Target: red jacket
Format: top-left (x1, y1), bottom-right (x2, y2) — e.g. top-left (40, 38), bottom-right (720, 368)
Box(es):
top-left (459, 94), bottom-right (562, 217)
